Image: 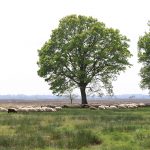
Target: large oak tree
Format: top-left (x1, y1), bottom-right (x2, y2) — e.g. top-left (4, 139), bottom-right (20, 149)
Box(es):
top-left (138, 21), bottom-right (150, 92)
top-left (37, 15), bottom-right (132, 104)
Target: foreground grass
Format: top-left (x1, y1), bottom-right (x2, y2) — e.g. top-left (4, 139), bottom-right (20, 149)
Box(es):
top-left (0, 107), bottom-right (150, 150)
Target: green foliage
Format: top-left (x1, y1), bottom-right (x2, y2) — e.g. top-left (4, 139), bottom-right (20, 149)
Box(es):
top-left (37, 15), bottom-right (132, 103)
top-left (138, 21), bottom-right (150, 92)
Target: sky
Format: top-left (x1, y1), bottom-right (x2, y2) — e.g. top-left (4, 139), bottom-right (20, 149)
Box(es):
top-left (0, 0), bottom-right (150, 95)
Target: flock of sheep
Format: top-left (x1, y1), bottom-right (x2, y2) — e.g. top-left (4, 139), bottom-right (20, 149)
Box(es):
top-left (0, 105), bottom-right (62, 113)
top-left (89, 102), bottom-right (146, 110)
top-left (0, 102), bottom-right (147, 113)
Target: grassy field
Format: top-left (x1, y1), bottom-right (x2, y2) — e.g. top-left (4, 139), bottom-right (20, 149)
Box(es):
top-left (0, 107), bottom-right (150, 150)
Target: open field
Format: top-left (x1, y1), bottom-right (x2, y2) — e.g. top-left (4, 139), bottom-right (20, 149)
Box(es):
top-left (0, 105), bottom-right (150, 150)
top-left (0, 99), bottom-right (150, 108)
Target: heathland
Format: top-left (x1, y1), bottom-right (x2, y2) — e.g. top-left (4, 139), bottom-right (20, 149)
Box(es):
top-left (0, 101), bottom-right (150, 150)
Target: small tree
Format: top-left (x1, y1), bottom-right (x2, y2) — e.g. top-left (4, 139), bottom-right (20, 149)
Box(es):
top-left (64, 87), bottom-right (77, 104)
top-left (138, 21), bottom-right (150, 92)
top-left (37, 15), bottom-right (132, 104)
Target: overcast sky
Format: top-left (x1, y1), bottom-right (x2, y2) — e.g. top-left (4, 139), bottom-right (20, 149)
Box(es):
top-left (0, 0), bottom-right (149, 95)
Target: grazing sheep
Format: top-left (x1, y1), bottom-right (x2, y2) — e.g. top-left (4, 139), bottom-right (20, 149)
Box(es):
top-left (98, 105), bottom-right (106, 109)
top-left (8, 108), bottom-right (17, 113)
top-left (62, 105), bottom-right (69, 108)
top-left (109, 105), bottom-right (117, 109)
top-left (89, 106), bottom-right (97, 110)
top-left (104, 105), bottom-right (110, 109)
top-left (118, 104), bottom-right (127, 109)
top-left (42, 107), bottom-right (56, 112)
top-left (55, 106), bottom-right (62, 111)
top-left (40, 107), bottom-right (47, 111)
top-left (17, 108), bottom-right (29, 112)
top-left (17, 106), bottom-right (57, 112)
top-left (0, 107), bottom-right (8, 112)
top-left (27, 107), bottom-right (37, 112)
top-left (36, 107), bottom-right (44, 112)
top-left (138, 103), bottom-right (145, 107)
top-left (127, 103), bottom-right (138, 108)
top-left (51, 108), bottom-right (57, 112)
top-left (47, 107), bottom-right (56, 112)
top-left (46, 105), bottom-right (57, 108)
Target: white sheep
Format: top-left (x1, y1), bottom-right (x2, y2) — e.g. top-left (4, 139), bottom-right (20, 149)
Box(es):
top-left (118, 104), bottom-right (127, 109)
top-left (98, 105), bottom-right (106, 109)
top-left (0, 107), bottom-right (8, 112)
top-left (28, 107), bottom-right (37, 112)
top-left (55, 106), bottom-right (62, 111)
top-left (18, 107), bottom-right (38, 112)
top-left (127, 103), bottom-right (138, 108)
top-left (47, 107), bottom-right (56, 112)
top-left (109, 105), bottom-right (117, 109)
top-left (17, 108), bottom-right (29, 112)
top-left (34, 107), bottom-right (45, 112)
top-left (104, 106), bottom-right (110, 109)
top-left (39, 107), bottom-right (56, 112)
top-left (138, 103), bottom-right (145, 107)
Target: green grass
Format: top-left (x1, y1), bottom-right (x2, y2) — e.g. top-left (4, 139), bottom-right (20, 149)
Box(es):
top-left (0, 107), bottom-right (150, 150)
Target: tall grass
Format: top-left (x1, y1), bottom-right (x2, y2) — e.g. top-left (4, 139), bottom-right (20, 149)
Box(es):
top-left (0, 107), bottom-right (150, 150)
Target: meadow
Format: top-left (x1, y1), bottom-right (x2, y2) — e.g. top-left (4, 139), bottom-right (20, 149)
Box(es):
top-left (0, 107), bottom-right (150, 150)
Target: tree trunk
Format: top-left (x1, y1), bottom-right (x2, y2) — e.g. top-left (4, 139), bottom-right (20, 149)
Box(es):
top-left (70, 93), bottom-right (73, 105)
top-left (80, 86), bottom-right (88, 104)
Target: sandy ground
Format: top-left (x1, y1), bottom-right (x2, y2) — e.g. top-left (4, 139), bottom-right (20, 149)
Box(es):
top-left (0, 99), bottom-right (150, 108)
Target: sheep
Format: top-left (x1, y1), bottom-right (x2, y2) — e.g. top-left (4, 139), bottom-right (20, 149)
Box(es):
top-left (6, 105), bottom-right (62, 113)
top-left (118, 104), bottom-right (127, 109)
top-left (55, 106), bottom-right (62, 111)
top-left (98, 105), bottom-right (106, 109)
top-left (40, 107), bottom-right (46, 111)
top-left (33, 107), bottom-right (44, 112)
top-left (46, 107), bottom-right (56, 112)
top-left (98, 105), bottom-right (118, 110)
top-left (104, 105), bottom-right (110, 109)
top-left (16, 106), bottom-right (26, 112)
top-left (138, 103), bottom-right (145, 107)
top-left (17, 108), bottom-right (29, 112)
top-left (46, 105), bottom-right (57, 108)
top-left (17, 106), bottom-right (57, 112)
top-left (98, 105), bottom-right (110, 109)
top-left (127, 103), bottom-right (138, 108)
top-left (8, 108), bottom-right (17, 113)
top-left (109, 105), bottom-right (118, 109)
top-left (35, 107), bottom-right (56, 112)
top-left (27, 108), bottom-right (37, 112)
top-left (0, 107), bottom-right (8, 112)
top-left (89, 106), bottom-right (97, 110)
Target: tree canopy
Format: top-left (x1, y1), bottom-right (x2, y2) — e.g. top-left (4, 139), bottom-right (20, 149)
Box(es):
top-left (138, 21), bottom-right (150, 92)
top-left (37, 15), bottom-right (132, 104)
